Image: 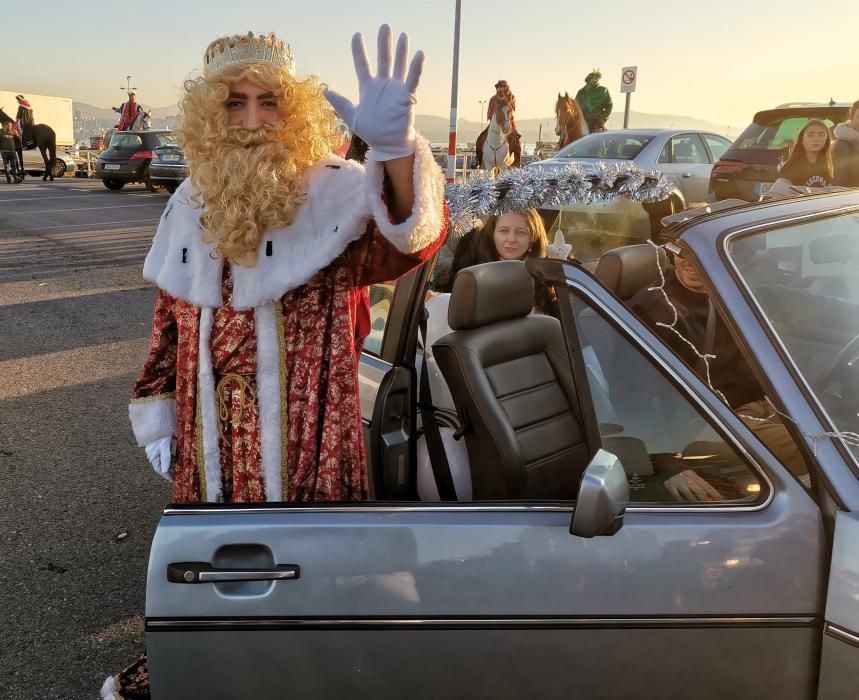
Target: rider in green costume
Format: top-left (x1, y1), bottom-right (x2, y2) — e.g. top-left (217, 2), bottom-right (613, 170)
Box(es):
top-left (575, 69), bottom-right (612, 133)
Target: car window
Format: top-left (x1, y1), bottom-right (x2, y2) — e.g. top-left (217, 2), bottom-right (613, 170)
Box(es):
top-left (555, 133), bottom-right (653, 160)
top-left (735, 117), bottom-right (835, 152)
top-left (669, 135), bottom-right (709, 165)
top-left (154, 134), bottom-right (177, 147)
top-left (728, 213), bottom-right (859, 463)
top-left (107, 133), bottom-right (144, 148)
top-left (703, 134), bottom-right (731, 161)
top-left (570, 293), bottom-right (764, 504)
top-left (364, 282), bottom-right (396, 356)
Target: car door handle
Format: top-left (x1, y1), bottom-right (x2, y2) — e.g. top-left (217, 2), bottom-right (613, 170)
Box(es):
top-left (681, 172), bottom-right (693, 178)
top-left (167, 562), bottom-right (300, 584)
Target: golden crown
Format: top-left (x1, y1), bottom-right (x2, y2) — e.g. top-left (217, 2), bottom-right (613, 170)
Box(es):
top-left (203, 32), bottom-right (295, 78)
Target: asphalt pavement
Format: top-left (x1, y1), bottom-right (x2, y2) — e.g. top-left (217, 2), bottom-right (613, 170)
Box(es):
top-left (0, 177), bottom-right (172, 699)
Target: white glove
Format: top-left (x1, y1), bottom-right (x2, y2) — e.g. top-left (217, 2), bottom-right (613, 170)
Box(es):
top-left (144, 436), bottom-right (174, 482)
top-left (324, 24), bottom-right (424, 161)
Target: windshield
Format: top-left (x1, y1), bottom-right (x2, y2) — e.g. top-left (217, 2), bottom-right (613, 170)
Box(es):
top-left (728, 213), bottom-right (859, 461)
top-left (554, 133), bottom-right (653, 160)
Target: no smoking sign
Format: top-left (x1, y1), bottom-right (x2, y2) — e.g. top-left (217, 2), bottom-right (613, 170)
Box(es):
top-left (620, 65), bottom-right (638, 93)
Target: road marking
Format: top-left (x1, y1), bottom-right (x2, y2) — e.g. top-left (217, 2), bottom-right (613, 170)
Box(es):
top-left (9, 202), bottom-right (166, 215)
top-left (2, 218), bottom-right (160, 233)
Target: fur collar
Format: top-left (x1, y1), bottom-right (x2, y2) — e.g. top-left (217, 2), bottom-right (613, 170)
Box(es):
top-left (143, 153), bottom-right (371, 309)
top-left (834, 122), bottom-right (859, 143)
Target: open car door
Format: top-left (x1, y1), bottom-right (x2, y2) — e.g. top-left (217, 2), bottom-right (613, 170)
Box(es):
top-left (146, 258), bottom-right (831, 700)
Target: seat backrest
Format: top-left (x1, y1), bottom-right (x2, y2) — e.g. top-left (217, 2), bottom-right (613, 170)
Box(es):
top-left (432, 261), bottom-right (590, 500)
top-left (594, 243), bottom-right (671, 301)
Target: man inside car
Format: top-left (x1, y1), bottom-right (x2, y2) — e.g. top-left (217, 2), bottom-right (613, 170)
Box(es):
top-left (627, 219), bottom-right (810, 490)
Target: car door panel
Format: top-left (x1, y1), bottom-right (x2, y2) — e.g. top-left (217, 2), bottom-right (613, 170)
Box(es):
top-left (147, 262), bottom-right (830, 699)
top-left (817, 511), bottom-right (859, 699)
top-left (148, 487), bottom-right (824, 699)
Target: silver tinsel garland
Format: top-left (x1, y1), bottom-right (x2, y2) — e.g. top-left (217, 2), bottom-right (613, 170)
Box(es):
top-left (445, 162), bottom-right (674, 236)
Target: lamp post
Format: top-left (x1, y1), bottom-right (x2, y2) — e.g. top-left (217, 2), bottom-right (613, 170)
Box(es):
top-left (479, 99), bottom-right (487, 123)
top-left (446, 0), bottom-right (462, 184)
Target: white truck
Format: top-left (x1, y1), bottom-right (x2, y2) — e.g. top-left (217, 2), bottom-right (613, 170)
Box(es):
top-left (0, 91), bottom-right (76, 176)
top-left (0, 91), bottom-right (74, 146)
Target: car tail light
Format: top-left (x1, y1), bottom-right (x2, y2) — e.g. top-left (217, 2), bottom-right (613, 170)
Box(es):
top-left (130, 150), bottom-right (154, 160)
top-left (710, 160), bottom-right (743, 180)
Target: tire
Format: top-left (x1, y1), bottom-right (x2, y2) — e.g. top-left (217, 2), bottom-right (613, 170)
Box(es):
top-left (144, 176), bottom-right (161, 193)
top-left (163, 183), bottom-right (178, 194)
top-left (52, 160), bottom-right (67, 178)
top-left (103, 178), bottom-right (125, 191)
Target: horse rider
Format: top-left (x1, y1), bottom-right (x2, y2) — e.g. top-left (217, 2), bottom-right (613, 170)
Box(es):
top-left (575, 69), bottom-right (612, 133)
top-left (114, 91), bottom-right (143, 131)
top-left (15, 95), bottom-right (34, 149)
top-left (475, 79), bottom-right (522, 168)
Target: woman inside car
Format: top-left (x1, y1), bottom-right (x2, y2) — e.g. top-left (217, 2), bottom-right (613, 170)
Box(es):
top-left (438, 209), bottom-right (562, 316)
top-left (771, 119), bottom-right (834, 191)
top-left (832, 100), bottom-right (859, 187)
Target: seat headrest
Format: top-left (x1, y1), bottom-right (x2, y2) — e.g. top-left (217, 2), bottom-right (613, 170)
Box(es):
top-left (448, 261), bottom-right (535, 331)
top-left (595, 244), bottom-right (670, 300)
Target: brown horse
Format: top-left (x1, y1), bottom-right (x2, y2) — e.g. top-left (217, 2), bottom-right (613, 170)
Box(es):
top-left (554, 92), bottom-right (587, 149)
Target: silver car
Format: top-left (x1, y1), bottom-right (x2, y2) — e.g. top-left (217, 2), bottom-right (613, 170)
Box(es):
top-left (21, 147), bottom-right (76, 177)
top-left (146, 191), bottom-right (859, 699)
top-left (526, 129), bottom-right (732, 258)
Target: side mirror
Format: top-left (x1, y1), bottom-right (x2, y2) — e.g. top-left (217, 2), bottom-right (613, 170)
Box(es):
top-left (570, 449), bottom-right (629, 538)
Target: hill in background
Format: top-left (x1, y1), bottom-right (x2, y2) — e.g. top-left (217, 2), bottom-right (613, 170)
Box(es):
top-left (74, 102), bottom-right (744, 142)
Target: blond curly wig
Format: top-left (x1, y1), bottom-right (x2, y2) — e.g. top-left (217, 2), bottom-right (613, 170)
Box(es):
top-left (178, 62), bottom-right (342, 265)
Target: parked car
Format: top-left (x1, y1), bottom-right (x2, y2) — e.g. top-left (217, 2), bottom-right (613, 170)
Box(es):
top-left (146, 190), bottom-right (859, 699)
top-left (21, 147), bottom-right (77, 178)
top-left (709, 102), bottom-right (851, 201)
top-left (96, 129), bottom-right (176, 191)
top-left (147, 143), bottom-right (188, 194)
top-left (525, 128), bottom-right (732, 260)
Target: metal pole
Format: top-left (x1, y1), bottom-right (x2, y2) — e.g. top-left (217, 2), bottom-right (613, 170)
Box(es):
top-left (623, 92), bottom-right (631, 129)
top-left (447, 0), bottom-right (462, 184)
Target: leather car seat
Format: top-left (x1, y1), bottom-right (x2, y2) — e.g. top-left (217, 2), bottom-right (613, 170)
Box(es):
top-left (594, 244), bottom-right (671, 301)
top-left (432, 261), bottom-right (590, 500)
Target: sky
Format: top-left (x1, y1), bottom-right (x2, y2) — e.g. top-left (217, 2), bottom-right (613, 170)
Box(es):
top-left (4, 0), bottom-right (858, 130)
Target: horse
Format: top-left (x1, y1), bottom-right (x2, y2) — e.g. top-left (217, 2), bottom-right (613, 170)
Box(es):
top-left (129, 109), bottom-right (152, 131)
top-left (0, 107), bottom-right (58, 181)
top-left (554, 92), bottom-right (587, 149)
top-left (481, 102), bottom-right (515, 175)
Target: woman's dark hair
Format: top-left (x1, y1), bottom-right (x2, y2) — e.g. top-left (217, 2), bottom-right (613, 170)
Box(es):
top-left (447, 210), bottom-right (557, 315)
top-left (780, 118), bottom-right (833, 182)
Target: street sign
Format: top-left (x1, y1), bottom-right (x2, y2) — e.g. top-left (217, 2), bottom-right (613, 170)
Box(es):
top-left (620, 66), bottom-right (638, 94)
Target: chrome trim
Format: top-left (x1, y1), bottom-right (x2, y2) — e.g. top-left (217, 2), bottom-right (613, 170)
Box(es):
top-left (146, 615), bottom-right (818, 631)
top-left (360, 353), bottom-right (393, 372)
top-left (164, 501), bottom-right (767, 516)
top-left (198, 569), bottom-right (297, 583)
top-left (721, 211), bottom-right (859, 474)
top-left (825, 622), bottom-right (859, 648)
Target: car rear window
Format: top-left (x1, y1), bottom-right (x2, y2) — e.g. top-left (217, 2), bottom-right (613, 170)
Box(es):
top-left (555, 133), bottom-right (653, 160)
top-left (108, 133), bottom-right (144, 148)
top-left (153, 134), bottom-right (177, 147)
top-left (734, 116), bottom-right (836, 151)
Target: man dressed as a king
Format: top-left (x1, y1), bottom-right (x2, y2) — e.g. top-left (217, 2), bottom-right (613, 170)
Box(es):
top-left (128, 25), bottom-right (447, 505)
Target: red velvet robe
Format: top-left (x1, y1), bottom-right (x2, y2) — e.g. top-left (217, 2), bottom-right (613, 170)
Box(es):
top-left (129, 140), bottom-right (446, 503)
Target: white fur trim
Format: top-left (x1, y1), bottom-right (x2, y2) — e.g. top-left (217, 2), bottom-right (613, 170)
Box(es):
top-left (197, 307), bottom-right (223, 502)
top-left (142, 157), bottom-right (371, 310)
top-left (99, 675), bottom-right (118, 699)
top-left (254, 303), bottom-right (283, 501)
top-left (364, 135), bottom-right (446, 254)
top-left (128, 397), bottom-right (176, 447)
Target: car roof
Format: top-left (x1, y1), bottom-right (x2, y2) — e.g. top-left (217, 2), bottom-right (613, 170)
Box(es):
top-left (580, 128), bottom-right (722, 136)
top-left (671, 189), bottom-right (859, 254)
top-left (752, 105), bottom-right (849, 124)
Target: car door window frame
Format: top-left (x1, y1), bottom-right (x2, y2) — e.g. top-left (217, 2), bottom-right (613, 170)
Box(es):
top-left (717, 207), bottom-right (859, 482)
